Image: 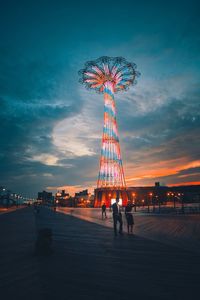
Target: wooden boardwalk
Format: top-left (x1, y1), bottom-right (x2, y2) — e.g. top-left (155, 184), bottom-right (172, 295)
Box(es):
top-left (0, 207), bottom-right (199, 300)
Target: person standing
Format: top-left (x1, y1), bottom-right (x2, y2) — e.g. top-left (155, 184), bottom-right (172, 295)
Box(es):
top-left (125, 201), bottom-right (134, 234)
top-left (101, 203), bottom-right (107, 219)
top-left (112, 199), bottom-right (123, 236)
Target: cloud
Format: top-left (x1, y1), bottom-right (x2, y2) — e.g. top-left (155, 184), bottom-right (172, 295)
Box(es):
top-left (0, 46), bottom-right (84, 195)
top-left (52, 116), bottom-right (96, 157)
top-left (116, 71), bottom-right (200, 187)
top-left (30, 154), bottom-right (59, 166)
top-left (52, 87), bottom-right (103, 158)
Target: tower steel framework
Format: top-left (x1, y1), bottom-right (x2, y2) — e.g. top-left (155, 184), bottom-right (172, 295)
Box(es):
top-left (79, 56), bottom-right (139, 206)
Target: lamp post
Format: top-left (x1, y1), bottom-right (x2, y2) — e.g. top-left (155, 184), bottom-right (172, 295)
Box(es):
top-left (132, 193), bottom-right (136, 212)
top-left (142, 199), bottom-right (145, 209)
top-left (147, 197), bottom-right (150, 213)
top-left (155, 195), bottom-right (158, 212)
top-left (152, 193), bottom-right (156, 212)
top-left (167, 192), bottom-right (175, 211)
top-left (167, 192), bottom-right (170, 204)
top-left (173, 193), bottom-right (176, 210)
top-left (149, 193), bottom-right (153, 213)
top-left (180, 193), bottom-right (184, 214)
top-left (157, 195), bottom-right (161, 213)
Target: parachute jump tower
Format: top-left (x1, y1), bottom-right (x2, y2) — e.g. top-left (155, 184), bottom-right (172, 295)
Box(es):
top-left (79, 56), bottom-right (139, 207)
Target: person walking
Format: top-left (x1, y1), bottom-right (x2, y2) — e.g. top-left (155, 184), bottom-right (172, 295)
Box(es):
top-left (112, 199), bottom-right (123, 236)
top-left (125, 201), bottom-right (134, 234)
top-left (101, 203), bottom-right (107, 219)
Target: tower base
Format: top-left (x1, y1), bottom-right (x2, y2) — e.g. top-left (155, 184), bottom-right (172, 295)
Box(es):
top-left (94, 188), bottom-right (128, 208)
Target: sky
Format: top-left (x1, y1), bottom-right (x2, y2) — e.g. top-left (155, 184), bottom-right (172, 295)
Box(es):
top-left (0, 0), bottom-right (200, 197)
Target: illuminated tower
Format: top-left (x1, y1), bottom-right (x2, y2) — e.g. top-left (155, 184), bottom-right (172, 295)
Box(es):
top-left (79, 56), bottom-right (139, 206)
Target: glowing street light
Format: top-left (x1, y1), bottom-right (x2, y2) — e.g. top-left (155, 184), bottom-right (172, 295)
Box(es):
top-left (132, 192), bottom-right (137, 212)
top-left (148, 192), bottom-right (153, 213)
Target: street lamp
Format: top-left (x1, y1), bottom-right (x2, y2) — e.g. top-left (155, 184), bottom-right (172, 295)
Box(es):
top-left (148, 193), bottom-right (153, 213)
top-left (142, 199), bottom-right (145, 209)
top-left (181, 193), bottom-right (185, 214)
top-left (157, 195), bottom-right (161, 213)
top-left (155, 195), bottom-right (158, 212)
top-left (132, 193), bottom-right (136, 212)
top-left (170, 193), bottom-right (176, 210)
top-left (149, 192), bottom-right (154, 212)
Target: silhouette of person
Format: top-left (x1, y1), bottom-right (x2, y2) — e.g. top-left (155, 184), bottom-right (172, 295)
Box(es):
top-left (112, 199), bottom-right (123, 236)
top-left (125, 201), bottom-right (134, 234)
top-left (101, 203), bottom-right (107, 219)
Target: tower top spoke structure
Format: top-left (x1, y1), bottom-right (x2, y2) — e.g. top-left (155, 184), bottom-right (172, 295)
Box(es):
top-left (79, 56), bottom-right (140, 189)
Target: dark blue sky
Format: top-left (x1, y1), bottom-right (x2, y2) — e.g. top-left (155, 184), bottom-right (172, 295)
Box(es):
top-left (0, 0), bottom-right (200, 196)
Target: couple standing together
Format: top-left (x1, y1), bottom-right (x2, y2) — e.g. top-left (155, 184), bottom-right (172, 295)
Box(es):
top-left (112, 199), bottom-right (134, 236)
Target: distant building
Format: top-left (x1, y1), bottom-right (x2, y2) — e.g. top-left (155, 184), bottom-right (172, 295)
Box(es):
top-left (127, 183), bottom-right (200, 206)
top-left (74, 189), bottom-right (94, 207)
top-left (37, 190), bottom-right (53, 204)
top-left (75, 189), bottom-right (88, 197)
top-left (55, 190), bottom-right (70, 206)
top-left (0, 186), bottom-right (24, 207)
top-left (94, 183), bottom-right (200, 207)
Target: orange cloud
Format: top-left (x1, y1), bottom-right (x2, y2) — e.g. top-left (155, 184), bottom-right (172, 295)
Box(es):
top-left (125, 159), bottom-right (200, 185)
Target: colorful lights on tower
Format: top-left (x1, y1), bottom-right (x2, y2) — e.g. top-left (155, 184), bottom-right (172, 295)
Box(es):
top-left (79, 56), bottom-right (140, 190)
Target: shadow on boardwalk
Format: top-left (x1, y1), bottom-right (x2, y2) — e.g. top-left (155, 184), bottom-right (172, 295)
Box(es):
top-left (0, 207), bottom-right (200, 300)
